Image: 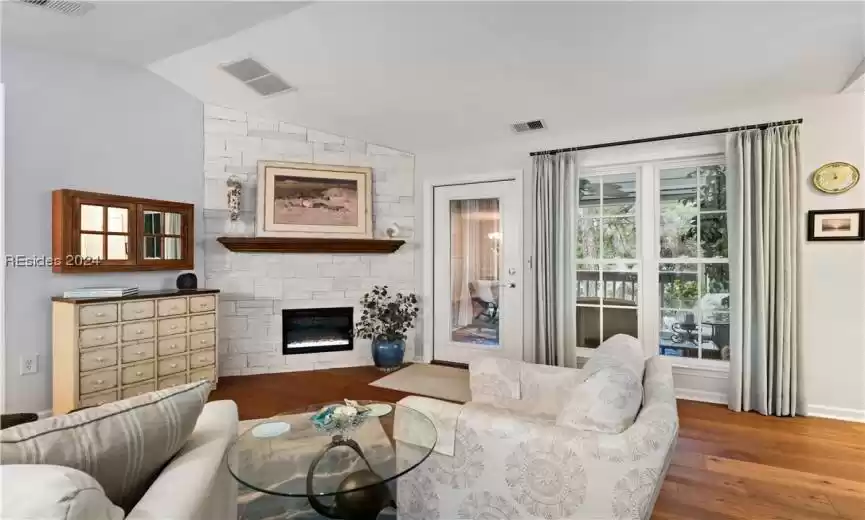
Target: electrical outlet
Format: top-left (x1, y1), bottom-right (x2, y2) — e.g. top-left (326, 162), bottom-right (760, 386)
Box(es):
top-left (20, 354), bottom-right (38, 375)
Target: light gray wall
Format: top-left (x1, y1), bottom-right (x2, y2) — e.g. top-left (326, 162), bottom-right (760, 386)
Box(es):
top-left (2, 46), bottom-right (204, 413)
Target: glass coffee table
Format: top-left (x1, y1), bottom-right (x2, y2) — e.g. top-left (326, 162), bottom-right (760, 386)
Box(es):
top-left (227, 401), bottom-right (437, 520)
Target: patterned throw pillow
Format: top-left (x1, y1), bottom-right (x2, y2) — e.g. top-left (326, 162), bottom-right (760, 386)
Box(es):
top-left (556, 366), bottom-right (643, 433)
top-left (581, 333), bottom-right (646, 381)
top-left (0, 381), bottom-right (210, 512)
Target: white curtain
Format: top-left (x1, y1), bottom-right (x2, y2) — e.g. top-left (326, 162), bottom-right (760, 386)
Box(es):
top-left (532, 151), bottom-right (578, 367)
top-left (727, 125), bottom-right (805, 416)
top-left (451, 199), bottom-right (499, 327)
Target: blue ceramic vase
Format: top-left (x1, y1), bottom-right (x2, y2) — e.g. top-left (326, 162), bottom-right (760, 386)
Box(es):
top-left (372, 338), bottom-right (405, 371)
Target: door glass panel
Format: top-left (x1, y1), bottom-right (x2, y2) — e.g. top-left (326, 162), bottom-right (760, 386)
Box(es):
top-left (449, 198), bottom-right (500, 345)
top-left (80, 205), bottom-right (104, 232)
top-left (80, 233), bottom-right (103, 259)
top-left (106, 207), bottom-right (128, 233)
top-left (164, 237), bottom-right (182, 260)
top-left (106, 235), bottom-right (128, 260)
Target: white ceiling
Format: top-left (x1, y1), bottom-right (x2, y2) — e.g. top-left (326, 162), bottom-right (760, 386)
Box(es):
top-left (16, 2), bottom-right (862, 154)
top-left (2, 1), bottom-right (308, 65)
top-left (148, 2), bottom-right (864, 154)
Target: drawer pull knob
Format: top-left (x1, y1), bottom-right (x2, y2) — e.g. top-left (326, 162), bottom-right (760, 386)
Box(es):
top-left (198, 357), bottom-right (207, 362)
top-left (96, 357), bottom-right (105, 362)
top-left (136, 329), bottom-right (144, 334)
top-left (95, 335), bottom-right (105, 340)
top-left (95, 380), bottom-right (104, 385)
top-left (135, 371), bottom-right (143, 376)
top-left (170, 325), bottom-right (178, 330)
top-left (170, 363), bottom-right (178, 368)
top-left (135, 309), bottom-right (144, 314)
top-left (200, 339), bottom-right (208, 344)
top-left (136, 351), bottom-right (145, 355)
top-left (170, 344), bottom-right (178, 349)
top-left (171, 307), bottom-right (178, 311)
top-left (95, 312), bottom-right (105, 317)
top-left (199, 303), bottom-right (207, 307)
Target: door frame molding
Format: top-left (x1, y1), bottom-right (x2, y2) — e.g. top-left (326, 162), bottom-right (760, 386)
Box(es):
top-left (422, 170), bottom-right (525, 364)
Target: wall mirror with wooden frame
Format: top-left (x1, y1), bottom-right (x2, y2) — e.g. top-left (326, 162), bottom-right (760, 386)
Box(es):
top-left (53, 190), bottom-right (194, 273)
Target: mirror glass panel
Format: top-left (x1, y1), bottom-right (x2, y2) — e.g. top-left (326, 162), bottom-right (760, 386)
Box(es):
top-left (106, 235), bottom-right (128, 260)
top-left (164, 237), bottom-right (182, 260)
top-left (107, 207), bottom-right (128, 233)
top-left (144, 236), bottom-right (161, 259)
top-left (143, 211), bottom-right (163, 234)
top-left (80, 233), bottom-right (103, 259)
top-left (80, 205), bottom-right (104, 232)
top-left (165, 213), bottom-right (182, 235)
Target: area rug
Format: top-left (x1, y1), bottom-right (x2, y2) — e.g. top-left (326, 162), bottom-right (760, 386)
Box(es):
top-left (369, 363), bottom-right (470, 403)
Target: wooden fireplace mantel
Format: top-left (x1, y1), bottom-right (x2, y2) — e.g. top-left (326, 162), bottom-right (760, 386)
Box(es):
top-left (216, 236), bottom-right (405, 254)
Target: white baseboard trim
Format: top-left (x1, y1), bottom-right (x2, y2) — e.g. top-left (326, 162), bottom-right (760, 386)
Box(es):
top-left (807, 405), bottom-right (865, 423)
top-left (675, 388), bottom-right (728, 405)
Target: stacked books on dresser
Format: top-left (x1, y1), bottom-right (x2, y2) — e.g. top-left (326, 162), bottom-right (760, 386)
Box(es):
top-left (62, 287), bottom-right (139, 299)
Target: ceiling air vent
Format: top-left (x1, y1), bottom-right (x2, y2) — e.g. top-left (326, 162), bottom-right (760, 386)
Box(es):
top-left (15, 0), bottom-right (94, 16)
top-left (511, 119), bottom-right (546, 133)
top-left (219, 58), bottom-right (294, 97)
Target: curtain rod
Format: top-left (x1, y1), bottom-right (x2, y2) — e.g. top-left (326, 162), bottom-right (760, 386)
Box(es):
top-left (529, 118), bottom-right (803, 157)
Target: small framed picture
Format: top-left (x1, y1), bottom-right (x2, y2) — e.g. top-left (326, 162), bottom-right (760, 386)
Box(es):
top-left (807, 209), bottom-right (865, 241)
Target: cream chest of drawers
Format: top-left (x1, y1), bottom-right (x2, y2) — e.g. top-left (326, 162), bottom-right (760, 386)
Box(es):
top-left (52, 289), bottom-right (219, 415)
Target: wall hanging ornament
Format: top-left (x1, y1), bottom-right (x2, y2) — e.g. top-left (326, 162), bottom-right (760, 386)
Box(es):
top-left (811, 162), bottom-right (859, 194)
top-left (226, 176), bottom-right (243, 220)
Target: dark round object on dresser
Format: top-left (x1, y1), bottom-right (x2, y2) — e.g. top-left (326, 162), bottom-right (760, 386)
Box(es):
top-left (176, 272), bottom-right (198, 290)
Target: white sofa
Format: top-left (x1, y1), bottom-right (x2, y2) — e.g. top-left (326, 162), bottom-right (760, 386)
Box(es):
top-left (395, 336), bottom-right (678, 520)
top-left (0, 400), bottom-right (239, 520)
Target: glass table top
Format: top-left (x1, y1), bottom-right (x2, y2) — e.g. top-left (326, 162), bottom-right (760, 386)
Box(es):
top-left (227, 401), bottom-right (437, 498)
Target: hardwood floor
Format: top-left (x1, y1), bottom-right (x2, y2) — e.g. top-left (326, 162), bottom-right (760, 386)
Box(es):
top-left (211, 367), bottom-right (865, 519)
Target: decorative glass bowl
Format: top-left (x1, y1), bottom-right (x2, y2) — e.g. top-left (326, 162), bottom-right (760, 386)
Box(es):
top-left (310, 400), bottom-right (371, 437)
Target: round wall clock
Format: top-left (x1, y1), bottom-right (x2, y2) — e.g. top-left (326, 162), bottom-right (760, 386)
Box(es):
top-left (812, 162), bottom-right (860, 194)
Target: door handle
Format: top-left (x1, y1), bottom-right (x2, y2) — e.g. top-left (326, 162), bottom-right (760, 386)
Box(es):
top-left (495, 281), bottom-right (516, 288)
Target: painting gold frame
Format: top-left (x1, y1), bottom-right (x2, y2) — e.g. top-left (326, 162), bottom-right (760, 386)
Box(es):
top-left (255, 160), bottom-right (373, 238)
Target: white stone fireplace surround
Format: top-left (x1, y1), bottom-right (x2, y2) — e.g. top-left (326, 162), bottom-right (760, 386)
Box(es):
top-left (202, 104), bottom-right (416, 376)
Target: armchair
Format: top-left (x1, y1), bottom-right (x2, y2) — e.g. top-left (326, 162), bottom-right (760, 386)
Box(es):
top-left (396, 339), bottom-right (678, 520)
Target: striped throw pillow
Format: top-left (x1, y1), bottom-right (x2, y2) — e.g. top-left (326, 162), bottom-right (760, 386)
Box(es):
top-left (0, 381), bottom-right (210, 512)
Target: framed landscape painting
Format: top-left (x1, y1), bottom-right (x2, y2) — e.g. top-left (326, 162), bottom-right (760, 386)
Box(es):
top-left (807, 209), bottom-right (865, 241)
top-left (255, 161), bottom-right (373, 238)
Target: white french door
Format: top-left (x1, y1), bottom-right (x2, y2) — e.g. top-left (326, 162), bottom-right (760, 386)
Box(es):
top-left (432, 179), bottom-right (523, 365)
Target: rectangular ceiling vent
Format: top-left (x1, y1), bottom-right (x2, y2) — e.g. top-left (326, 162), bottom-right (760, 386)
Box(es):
top-left (15, 0), bottom-right (94, 16)
top-left (511, 119), bottom-right (546, 133)
top-left (219, 58), bottom-right (295, 97)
